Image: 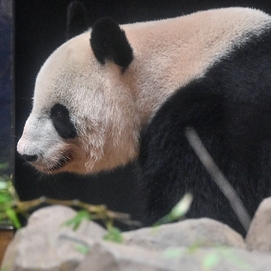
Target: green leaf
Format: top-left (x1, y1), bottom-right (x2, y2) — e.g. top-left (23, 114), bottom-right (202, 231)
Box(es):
top-left (203, 252), bottom-right (220, 270)
top-left (0, 181), bottom-right (8, 190)
top-left (63, 210), bottom-right (91, 231)
top-left (154, 193), bottom-right (193, 226)
top-left (5, 208), bottom-right (21, 229)
top-left (0, 193), bottom-right (12, 204)
top-left (103, 226), bottom-right (123, 243)
top-left (75, 244), bottom-right (89, 255)
top-left (170, 193), bottom-right (193, 220)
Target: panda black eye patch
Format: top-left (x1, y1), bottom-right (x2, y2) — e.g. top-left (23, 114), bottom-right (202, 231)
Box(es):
top-left (50, 103), bottom-right (77, 139)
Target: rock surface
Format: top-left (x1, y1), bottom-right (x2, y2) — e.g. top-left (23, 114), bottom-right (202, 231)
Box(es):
top-left (2, 201), bottom-right (271, 271)
top-left (2, 206), bottom-right (106, 271)
top-left (122, 217), bottom-right (245, 250)
top-left (246, 197), bottom-right (271, 252)
top-left (75, 241), bottom-right (269, 271)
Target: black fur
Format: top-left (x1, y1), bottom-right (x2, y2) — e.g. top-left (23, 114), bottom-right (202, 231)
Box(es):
top-left (50, 103), bottom-right (77, 139)
top-left (139, 28), bottom-right (271, 236)
top-left (66, 1), bottom-right (89, 40)
top-left (90, 18), bottom-right (133, 69)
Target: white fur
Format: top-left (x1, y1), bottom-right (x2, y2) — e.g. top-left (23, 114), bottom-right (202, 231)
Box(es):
top-left (17, 7), bottom-right (271, 174)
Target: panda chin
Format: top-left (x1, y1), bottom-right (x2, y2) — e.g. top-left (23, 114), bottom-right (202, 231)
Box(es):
top-left (49, 157), bottom-right (69, 172)
top-left (41, 155), bottom-right (73, 174)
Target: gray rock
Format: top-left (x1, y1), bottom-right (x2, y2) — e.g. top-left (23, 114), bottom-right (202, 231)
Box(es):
top-left (76, 240), bottom-right (271, 271)
top-left (246, 197), bottom-right (271, 252)
top-left (123, 218), bottom-right (245, 250)
top-left (2, 205), bottom-right (106, 271)
top-left (76, 241), bottom-right (176, 271)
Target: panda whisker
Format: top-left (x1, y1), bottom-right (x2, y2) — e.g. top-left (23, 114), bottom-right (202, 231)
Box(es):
top-left (45, 152), bottom-right (72, 173)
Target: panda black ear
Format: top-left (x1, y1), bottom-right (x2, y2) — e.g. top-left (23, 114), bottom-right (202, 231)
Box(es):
top-left (90, 18), bottom-right (134, 70)
top-left (66, 1), bottom-right (89, 40)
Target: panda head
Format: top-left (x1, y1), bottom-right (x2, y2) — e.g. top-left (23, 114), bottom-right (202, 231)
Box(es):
top-left (17, 18), bottom-right (140, 174)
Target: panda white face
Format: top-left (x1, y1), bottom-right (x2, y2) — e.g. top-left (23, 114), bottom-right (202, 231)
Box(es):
top-left (17, 28), bottom-right (139, 174)
top-left (17, 104), bottom-right (81, 173)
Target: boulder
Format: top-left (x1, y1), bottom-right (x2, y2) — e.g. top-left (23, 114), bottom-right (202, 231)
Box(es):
top-left (76, 242), bottom-right (271, 271)
top-left (2, 205), bottom-right (106, 271)
top-left (246, 197), bottom-right (271, 252)
top-left (123, 218), bottom-right (245, 250)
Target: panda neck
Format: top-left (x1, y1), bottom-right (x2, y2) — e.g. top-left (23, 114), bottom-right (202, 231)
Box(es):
top-left (126, 65), bottom-right (179, 127)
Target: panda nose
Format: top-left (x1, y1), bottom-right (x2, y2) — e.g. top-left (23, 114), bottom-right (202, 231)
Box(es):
top-left (21, 154), bottom-right (38, 163)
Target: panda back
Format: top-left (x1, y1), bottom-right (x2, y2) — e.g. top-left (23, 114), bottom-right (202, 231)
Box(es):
top-left (139, 24), bottom-right (271, 235)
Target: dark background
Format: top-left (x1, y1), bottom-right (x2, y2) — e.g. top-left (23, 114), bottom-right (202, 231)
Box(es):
top-left (14, 0), bottom-right (271, 229)
top-left (0, 0), bottom-right (12, 174)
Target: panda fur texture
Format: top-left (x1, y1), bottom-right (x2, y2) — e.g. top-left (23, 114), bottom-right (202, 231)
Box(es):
top-left (17, 8), bottom-right (271, 234)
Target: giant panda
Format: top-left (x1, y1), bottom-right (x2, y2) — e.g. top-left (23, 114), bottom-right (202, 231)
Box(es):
top-left (17, 7), bottom-right (271, 235)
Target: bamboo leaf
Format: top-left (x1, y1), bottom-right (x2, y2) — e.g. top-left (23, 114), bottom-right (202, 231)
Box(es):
top-left (5, 208), bottom-right (21, 229)
top-left (63, 210), bottom-right (91, 230)
top-left (75, 244), bottom-right (89, 255)
top-left (103, 226), bottom-right (123, 243)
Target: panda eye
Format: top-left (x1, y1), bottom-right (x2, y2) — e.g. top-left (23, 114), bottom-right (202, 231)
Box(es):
top-left (56, 110), bottom-right (64, 119)
top-left (51, 104), bottom-right (67, 120)
top-left (50, 103), bottom-right (77, 139)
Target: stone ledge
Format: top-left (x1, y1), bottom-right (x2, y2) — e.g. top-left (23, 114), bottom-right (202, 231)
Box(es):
top-left (2, 198), bottom-right (271, 271)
